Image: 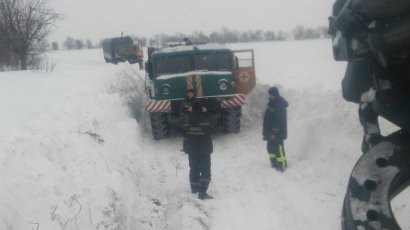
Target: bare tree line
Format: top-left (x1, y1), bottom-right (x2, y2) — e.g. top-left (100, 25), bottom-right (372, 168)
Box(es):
top-left (0, 0), bottom-right (61, 71)
top-left (56, 36), bottom-right (143, 51)
top-left (57, 37), bottom-right (94, 50)
top-left (148, 26), bottom-right (330, 46)
top-left (0, 0), bottom-right (329, 71)
top-left (52, 25), bottom-right (329, 51)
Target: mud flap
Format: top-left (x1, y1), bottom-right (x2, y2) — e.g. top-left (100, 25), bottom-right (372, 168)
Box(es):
top-left (342, 60), bottom-right (373, 103)
top-left (150, 112), bottom-right (170, 140)
top-left (221, 106), bottom-right (242, 133)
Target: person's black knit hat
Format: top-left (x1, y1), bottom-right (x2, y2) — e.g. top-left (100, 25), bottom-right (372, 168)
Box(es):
top-left (268, 87), bottom-right (279, 96)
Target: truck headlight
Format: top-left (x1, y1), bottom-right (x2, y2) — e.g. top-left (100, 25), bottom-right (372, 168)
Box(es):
top-left (161, 84), bottom-right (171, 95)
top-left (218, 79), bottom-right (229, 90)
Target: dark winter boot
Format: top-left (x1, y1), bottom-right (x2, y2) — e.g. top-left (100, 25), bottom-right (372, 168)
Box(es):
top-left (198, 192), bottom-right (213, 200)
top-left (276, 154), bottom-right (287, 172)
top-left (198, 179), bottom-right (212, 200)
top-left (270, 159), bottom-right (278, 169)
top-left (276, 165), bottom-right (286, 172)
top-left (268, 153), bottom-right (278, 169)
top-left (190, 182), bottom-right (199, 194)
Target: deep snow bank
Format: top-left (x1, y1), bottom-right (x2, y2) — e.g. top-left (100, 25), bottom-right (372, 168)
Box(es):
top-left (0, 67), bottom-right (166, 229)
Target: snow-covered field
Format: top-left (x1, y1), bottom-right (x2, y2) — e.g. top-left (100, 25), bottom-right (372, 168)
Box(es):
top-left (0, 39), bottom-right (408, 229)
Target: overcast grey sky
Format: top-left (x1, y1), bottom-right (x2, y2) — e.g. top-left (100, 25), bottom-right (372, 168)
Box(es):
top-left (49, 0), bottom-right (334, 43)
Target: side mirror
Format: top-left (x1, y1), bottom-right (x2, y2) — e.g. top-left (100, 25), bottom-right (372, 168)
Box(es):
top-left (146, 86), bottom-right (153, 99)
top-left (147, 47), bottom-right (156, 59)
top-left (235, 56), bottom-right (239, 69)
top-left (145, 61), bottom-right (153, 79)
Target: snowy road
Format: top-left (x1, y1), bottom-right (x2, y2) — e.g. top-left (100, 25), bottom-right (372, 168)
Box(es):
top-left (0, 40), bottom-right (408, 229)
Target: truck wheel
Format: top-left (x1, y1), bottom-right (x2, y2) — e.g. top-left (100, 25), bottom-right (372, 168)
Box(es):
top-left (222, 107), bottom-right (241, 133)
top-left (150, 112), bottom-right (170, 140)
top-left (341, 130), bottom-right (410, 230)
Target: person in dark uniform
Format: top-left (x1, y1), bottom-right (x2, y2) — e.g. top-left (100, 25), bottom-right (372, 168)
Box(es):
top-left (181, 101), bottom-right (216, 200)
top-left (181, 89), bottom-right (207, 113)
top-left (263, 86), bottom-right (289, 172)
top-left (181, 89), bottom-right (196, 113)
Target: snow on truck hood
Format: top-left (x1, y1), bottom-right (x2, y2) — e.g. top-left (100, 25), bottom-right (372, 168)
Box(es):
top-left (157, 44), bottom-right (230, 53)
top-left (156, 70), bottom-right (232, 80)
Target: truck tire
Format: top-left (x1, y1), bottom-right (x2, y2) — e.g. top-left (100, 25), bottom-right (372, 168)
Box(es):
top-left (150, 112), bottom-right (170, 140)
top-left (341, 130), bottom-right (410, 230)
top-left (222, 107), bottom-right (241, 133)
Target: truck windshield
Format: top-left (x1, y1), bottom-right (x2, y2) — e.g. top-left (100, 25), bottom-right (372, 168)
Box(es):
top-left (194, 52), bottom-right (231, 71)
top-left (117, 45), bottom-right (135, 55)
top-left (154, 51), bottom-right (232, 77)
top-left (155, 55), bottom-right (192, 76)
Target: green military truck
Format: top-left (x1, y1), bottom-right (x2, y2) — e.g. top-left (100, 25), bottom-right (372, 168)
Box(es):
top-left (102, 36), bottom-right (144, 68)
top-left (144, 42), bottom-right (256, 139)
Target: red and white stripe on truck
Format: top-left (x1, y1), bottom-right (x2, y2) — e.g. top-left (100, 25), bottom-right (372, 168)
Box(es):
top-left (146, 94), bottom-right (246, 112)
top-left (220, 94), bottom-right (245, 109)
top-left (146, 100), bottom-right (171, 112)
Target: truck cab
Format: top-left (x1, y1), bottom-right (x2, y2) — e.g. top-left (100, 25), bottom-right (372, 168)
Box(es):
top-left (144, 42), bottom-right (255, 139)
top-left (102, 36), bottom-right (144, 68)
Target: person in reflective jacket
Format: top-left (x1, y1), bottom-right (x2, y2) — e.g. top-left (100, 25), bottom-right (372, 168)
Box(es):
top-left (263, 86), bottom-right (289, 172)
top-left (181, 101), bottom-right (216, 200)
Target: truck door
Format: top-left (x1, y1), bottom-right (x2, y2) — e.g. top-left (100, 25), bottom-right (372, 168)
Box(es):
top-left (233, 50), bottom-right (256, 95)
